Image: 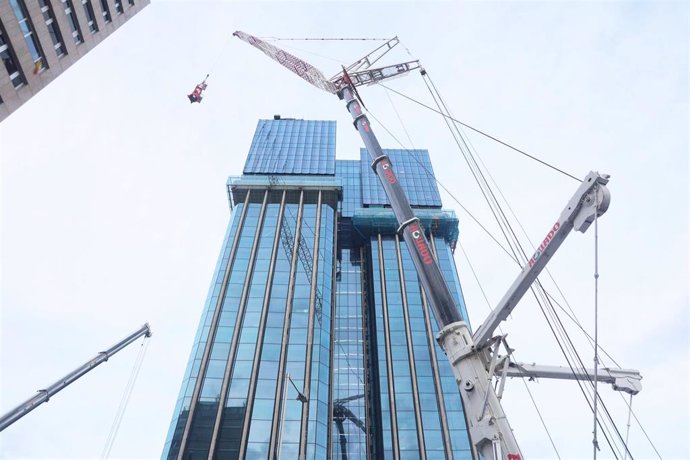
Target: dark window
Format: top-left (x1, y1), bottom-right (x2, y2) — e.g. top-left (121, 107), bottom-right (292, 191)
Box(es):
top-left (81, 0), bottom-right (98, 33)
top-left (9, 0), bottom-right (47, 74)
top-left (114, 0), bottom-right (123, 14)
top-left (39, 0), bottom-right (67, 57)
top-left (60, 0), bottom-right (83, 44)
top-left (0, 22), bottom-right (25, 87)
top-left (99, 0), bottom-right (111, 23)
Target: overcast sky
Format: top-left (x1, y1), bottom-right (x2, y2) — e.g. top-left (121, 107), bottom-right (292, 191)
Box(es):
top-left (1, 1), bottom-right (687, 459)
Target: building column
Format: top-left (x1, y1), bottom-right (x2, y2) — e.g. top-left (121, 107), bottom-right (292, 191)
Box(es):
top-left (233, 190), bottom-right (287, 459)
top-left (376, 234), bottom-right (400, 460)
top-left (427, 235), bottom-right (459, 459)
top-left (394, 235), bottom-right (427, 459)
top-left (176, 191), bottom-right (252, 460)
top-left (208, 189), bottom-right (270, 454)
top-left (299, 190), bottom-right (322, 458)
top-left (268, 190), bottom-right (305, 458)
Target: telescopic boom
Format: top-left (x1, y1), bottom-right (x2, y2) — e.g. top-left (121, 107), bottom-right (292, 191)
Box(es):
top-left (0, 323), bottom-right (152, 432)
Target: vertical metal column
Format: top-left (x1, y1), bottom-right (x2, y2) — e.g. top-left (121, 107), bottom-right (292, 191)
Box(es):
top-left (394, 235), bottom-right (427, 459)
top-left (176, 191), bottom-right (251, 460)
top-left (376, 234), bottom-right (400, 460)
top-left (269, 190), bottom-right (305, 458)
top-left (427, 236), bottom-right (466, 459)
top-left (208, 189), bottom-right (270, 456)
top-left (233, 190), bottom-right (286, 459)
top-left (359, 246), bottom-right (373, 459)
top-left (299, 191), bottom-right (323, 458)
top-left (326, 210), bottom-right (339, 460)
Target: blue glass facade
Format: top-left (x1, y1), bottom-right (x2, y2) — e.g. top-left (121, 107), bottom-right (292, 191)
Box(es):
top-left (361, 148), bottom-right (442, 208)
top-left (243, 119), bottom-right (336, 175)
top-left (163, 118), bottom-right (472, 459)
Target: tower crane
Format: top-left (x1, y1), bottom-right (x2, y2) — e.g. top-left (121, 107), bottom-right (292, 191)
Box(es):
top-left (233, 31), bottom-right (642, 459)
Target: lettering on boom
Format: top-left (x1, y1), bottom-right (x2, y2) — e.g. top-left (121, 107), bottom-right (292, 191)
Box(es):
top-left (379, 160), bottom-right (397, 184)
top-left (528, 221), bottom-right (561, 267)
top-left (408, 223), bottom-right (433, 265)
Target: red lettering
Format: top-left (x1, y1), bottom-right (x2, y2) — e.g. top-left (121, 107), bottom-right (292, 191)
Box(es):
top-left (408, 224), bottom-right (433, 264)
top-left (527, 221), bottom-right (561, 267)
top-left (507, 455), bottom-right (521, 460)
top-left (380, 162), bottom-right (397, 184)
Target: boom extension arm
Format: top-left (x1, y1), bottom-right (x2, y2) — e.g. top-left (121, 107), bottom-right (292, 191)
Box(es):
top-left (501, 362), bottom-right (642, 395)
top-left (473, 172), bottom-right (611, 349)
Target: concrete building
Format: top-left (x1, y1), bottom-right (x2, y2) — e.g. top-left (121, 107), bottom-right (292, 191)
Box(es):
top-left (0, 0), bottom-right (149, 122)
top-left (162, 117), bottom-right (473, 459)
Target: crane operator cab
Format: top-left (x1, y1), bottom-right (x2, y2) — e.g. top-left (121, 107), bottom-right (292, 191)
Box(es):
top-left (187, 75), bottom-right (208, 103)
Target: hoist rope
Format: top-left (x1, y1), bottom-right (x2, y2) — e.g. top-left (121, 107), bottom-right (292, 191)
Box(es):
top-left (365, 109), bottom-right (518, 263)
top-left (458, 242), bottom-right (562, 459)
top-left (417, 69), bottom-right (632, 458)
top-left (378, 83), bottom-right (582, 183)
top-left (619, 392), bottom-right (662, 459)
top-left (593, 191), bottom-right (601, 459)
top-left (455, 118), bottom-right (638, 458)
top-left (101, 336), bottom-right (150, 459)
top-left (369, 97), bottom-right (562, 458)
top-left (623, 394), bottom-right (633, 460)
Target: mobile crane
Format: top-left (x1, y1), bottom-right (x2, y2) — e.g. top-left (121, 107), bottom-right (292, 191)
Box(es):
top-left (0, 323), bottom-right (152, 432)
top-left (233, 31), bottom-right (642, 459)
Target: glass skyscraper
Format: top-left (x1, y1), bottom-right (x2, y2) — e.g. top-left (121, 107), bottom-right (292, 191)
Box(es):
top-left (163, 117), bottom-right (473, 459)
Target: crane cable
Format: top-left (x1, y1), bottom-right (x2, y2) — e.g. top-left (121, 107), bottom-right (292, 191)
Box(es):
top-left (367, 104), bottom-right (627, 459)
top-left (379, 65), bottom-right (626, 457)
top-left (261, 37), bottom-right (391, 41)
top-left (593, 191), bottom-right (601, 458)
top-left (378, 82), bottom-right (582, 183)
top-left (418, 68), bottom-right (636, 459)
top-left (458, 243), bottom-right (562, 459)
top-left (101, 336), bottom-right (150, 459)
top-left (429, 68), bottom-right (632, 458)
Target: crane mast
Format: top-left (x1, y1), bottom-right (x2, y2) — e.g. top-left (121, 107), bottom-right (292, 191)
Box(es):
top-left (233, 31), bottom-right (641, 460)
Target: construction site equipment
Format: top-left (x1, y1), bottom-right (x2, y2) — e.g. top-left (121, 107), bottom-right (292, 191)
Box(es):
top-left (233, 31), bottom-right (642, 459)
top-left (0, 323), bottom-right (152, 432)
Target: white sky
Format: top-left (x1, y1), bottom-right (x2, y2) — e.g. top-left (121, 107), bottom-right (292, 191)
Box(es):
top-left (0, 1), bottom-right (687, 459)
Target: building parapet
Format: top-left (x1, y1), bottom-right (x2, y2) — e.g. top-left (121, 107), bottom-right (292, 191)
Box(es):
top-left (352, 208), bottom-right (459, 249)
top-left (226, 174), bottom-right (342, 209)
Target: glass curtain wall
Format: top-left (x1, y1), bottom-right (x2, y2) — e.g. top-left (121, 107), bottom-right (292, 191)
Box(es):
top-left (163, 187), bottom-right (336, 460)
top-left (368, 233), bottom-right (473, 460)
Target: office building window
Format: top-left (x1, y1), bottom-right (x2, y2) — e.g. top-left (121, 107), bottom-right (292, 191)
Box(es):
top-left (99, 0), bottom-right (111, 23)
top-left (128, 0), bottom-right (134, 5)
top-left (39, 0), bottom-right (67, 57)
top-left (81, 0), bottom-right (98, 33)
top-left (9, 0), bottom-right (47, 74)
top-left (0, 21), bottom-right (26, 87)
top-left (60, 0), bottom-right (83, 44)
top-left (114, 0), bottom-right (123, 14)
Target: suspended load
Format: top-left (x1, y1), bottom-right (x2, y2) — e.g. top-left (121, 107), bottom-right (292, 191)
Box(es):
top-left (187, 74), bottom-right (209, 103)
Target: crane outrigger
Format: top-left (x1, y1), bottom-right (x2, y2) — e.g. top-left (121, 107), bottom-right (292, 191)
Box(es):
top-left (233, 31), bottom-right (641, 459)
